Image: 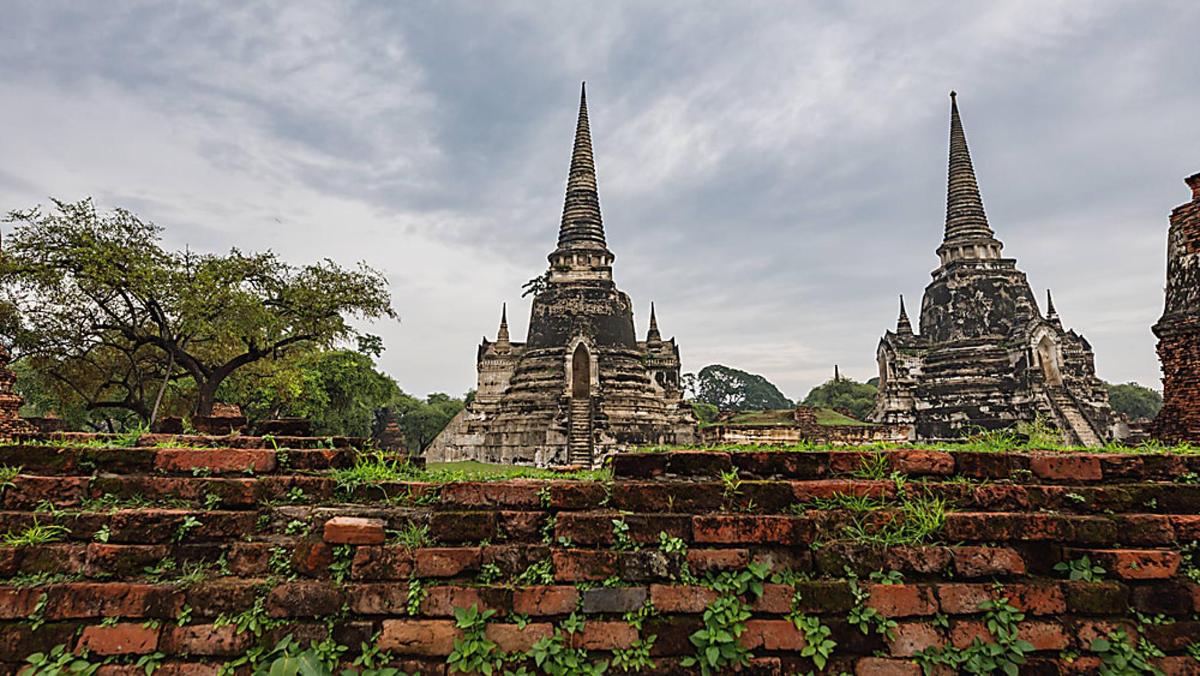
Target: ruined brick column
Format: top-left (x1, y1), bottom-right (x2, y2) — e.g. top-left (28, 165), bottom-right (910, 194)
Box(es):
top-left (0, 344), bottom-right (32, 440)
top-left (1153, 172), bottom-right (1200, 443)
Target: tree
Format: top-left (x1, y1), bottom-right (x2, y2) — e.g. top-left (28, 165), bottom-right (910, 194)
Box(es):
top-left (802, 377), bottom-right (878, 421)
top-left (1105, 381), bottom-right (1162, 421)
top-left (1, 198), bottom-right (395, 420)
top-left (218, 348), bottom-right (401, 437)
top-left (690, 364), bottom-right (792, 411)
top-left (384, 392), bottom-right (466, 451)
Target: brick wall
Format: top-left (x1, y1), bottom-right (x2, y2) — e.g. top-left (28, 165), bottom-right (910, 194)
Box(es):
top-left (1, 445), bottom-right (1199, 673)
top-left (1154, 172), bottom-right (1200, 444)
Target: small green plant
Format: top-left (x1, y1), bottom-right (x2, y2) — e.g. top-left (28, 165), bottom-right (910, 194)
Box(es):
top-left (93, 524), bottom-right (111, 543)
top-left (446, 605), bottom-right (503, 675)
top-left (2, 520), bottom-right (69, 547)
top-left (21, 643), bottom-right (99, 675)
top-left (846, 570), bottom-right (897, 640)
top-left (719, 468), bottom-right (743, 506)
top-left (1055, 555), bottom-right (1106, 582)
top-left (915, 596), bottom-right (1035, 675)
top-left (0, 465), bottom-right (21, 493)
top-left (611, 635), bottom-right (656, 672)
top-left (392, 523), bottom-right (432, 549)
top-left (477, 562), bottom-right (503, 584)
top-left (30, 592), bottom-right (48, 631)
top-left (406, 577), bottom-right (426, 616)
top-left (514, 559), bottom-right (555, 586)
top-left (173, 515), bottom-right (202, 543)
top-left (869, 569), bottom-right (905, 585)
top-left (203, 492), bottom-right (222, 510)
top-left (611, 518), bottom-right (637, 551)
top-left (268, 546), bottom-right (294, 579)
top-left (1090, 629), bottom-right (1165, 676)
top-left (214, 595), bottom-right (281, 637)
top-left (682, 594), bottom-right (752, 675)
top-left (529, 633), bottom-right (607, 676)
top-left (329, 545), bottom-right (353, 584)
top-left (852, 452), bottom-right (891, 480)
top-left (284, 519), bottom-right (308, 536)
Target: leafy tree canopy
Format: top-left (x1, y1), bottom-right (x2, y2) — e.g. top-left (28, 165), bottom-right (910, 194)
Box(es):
top-left (384, 392), bottom-right (466, 451)
top-left (1, 198), bottom-right (395, 424)
top-left (688, 364), bottom-right (792, 412)
top-left (802, 377), bottom-right (878, 421)
top-left (1105, 381), bottom-right (1162, 421)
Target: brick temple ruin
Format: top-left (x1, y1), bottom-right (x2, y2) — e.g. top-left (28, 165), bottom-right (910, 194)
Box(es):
top-left (871, 93), bottom-right (1113, 445)
top-left (1153, 171), bottom-right (1200, 443)
top-left (0, 344), bottom-right (32, 440)
top-left (426, 85), bottom-right (695, 467)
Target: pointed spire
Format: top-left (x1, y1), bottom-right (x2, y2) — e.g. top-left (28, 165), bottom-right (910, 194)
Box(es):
top-left (1045, 289), bottom-right (1060, 326)
top-left (897, 294), bottom-right (914, 336)
top-left (646, 302), bottom-right (662, 344)
top-left (942, 92), bottom-right (999, 248)
top-left (556, 82), bottom-right (607, 251)
top-left (834, 365), bottom-right (841, 382)
top-left (495, 303), bottom-right (511, 348)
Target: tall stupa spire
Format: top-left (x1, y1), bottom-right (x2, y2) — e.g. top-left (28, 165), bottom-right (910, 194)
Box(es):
top-left (897, 295), bottom-right (914, 336)
top-left (647, 302), bottom-right (662, 344)
top-left (556, 82), bottom-right (607, 251)
top-left (938, 92), bottom-right (1002, 263)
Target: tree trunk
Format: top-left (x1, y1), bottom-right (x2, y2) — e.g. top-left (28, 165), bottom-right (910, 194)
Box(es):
top-left (196, 380), bottom-right (219, 417)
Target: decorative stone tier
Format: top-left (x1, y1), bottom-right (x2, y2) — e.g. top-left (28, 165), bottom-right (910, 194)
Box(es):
top-left (0, 446), bottom-right (1198, 673)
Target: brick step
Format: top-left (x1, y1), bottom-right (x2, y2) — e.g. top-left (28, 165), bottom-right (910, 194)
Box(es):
top-left (0, 580), bottom-right (1197, 668)
top-left (609, 479), bottom-right (1200, 516)
top-left (613, 449), bottom-right (1200, 482)
top-left (0, 445), bottom-right (363, 475)
top-left (16, 433), bottom-right (364, 449)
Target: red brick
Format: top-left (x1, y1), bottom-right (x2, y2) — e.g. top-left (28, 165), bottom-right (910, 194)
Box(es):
top-left (889, 450), bottom-right (955, 476)
top-left (952, 547), bottom-right (1026, 577)
top-left (438, 482), bottom-right (542, 508)
top-left (486, 623), bottom-right (554, 653)
top-left (415, 547), bottom-right (481, 578)
top-left (154, 448), bottom-right (275, 474)
top-left (867, 584), bottom-right (937, 618)
top-left (1172, 515), bottom-right (1200, 540)
top-left (78, 623), bottom-right (159, 655)
top-left (751, 584), bottom-right (795, 614)
top-left (570, 621), bottom-right (638, 650)
top-left (322, 516), bottom-right (386, 545)
top-left (429, 511), bottom-right (496, 543)
top-left (1030, 454), bottom-right (1102, 481)
top-left (692, 515), bottom-right (809, 545)
top-left (739, 619), bottom-right (804, 651)
top-left (379, 620), bottom-right (459, 655)
top-left (347, 583), bottom-right (410, 615)
top-left (0, 587), bottom-right (42, 619)
top-left (791, 479), bottom-right (895, 502)
top-left (44, 583), bottom-right (182, 619)
top-left (85, 544), bottom-right (171, 578)
top-left (1070, 549), bottom-right (1181, 580)
top-left (161, 624), bottom-right (251, 656)
top-left (936, 583), bottom-right (1065, 616)
top-left (949, 620), bottom-right (1067, 651)
top-left (420, 586), bottom-right (507, 617)
top-left (686, 548), bottom-right (748, 573)
top-left (3, 475), bottom-right (86, 508)
top-left (887, 546), bottom-right (952, 574)
top-left (854, 657), bottom-right (922, 676)
top-left (552, 549), bottom-right (617, 582)
top-left (351, 545), bottom-right (415, 580)
top-left (265, 582), bottom-right (345, 618)
top-left (650, 584), bottom-right (719, 613)
top-left (887, 622), bottom-right (943, 657)
top-left (513, 586), bottom-right (579, 616)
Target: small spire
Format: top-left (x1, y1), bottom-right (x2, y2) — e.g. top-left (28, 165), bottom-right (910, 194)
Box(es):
top-left (556, 82), bottom-right (607, 251)
top-left (834, 365), bottom-right (841, 382)
top-left (1046, 289), bottom-right (1058, 320)
top-left (896, 294), bottom-right (914, 336)
top-left (646, 302), bottom-right (662, 344)
top-left (496, 303), bottom-right (511, 346)
top-left (943, 91), bottom-right (998, 246)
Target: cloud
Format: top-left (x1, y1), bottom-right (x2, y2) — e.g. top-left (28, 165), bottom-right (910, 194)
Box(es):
top-left (1, 1), bottom-right (1197, 399)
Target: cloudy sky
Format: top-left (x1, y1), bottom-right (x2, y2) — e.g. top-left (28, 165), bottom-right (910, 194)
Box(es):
top-left (1, 2), bottom-right (1197, 400)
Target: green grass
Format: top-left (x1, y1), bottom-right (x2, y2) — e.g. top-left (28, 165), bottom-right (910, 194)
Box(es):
top-left (709, 408), bottom-right (875, 428)
top-left (812, 408), bottom-right (873, 427)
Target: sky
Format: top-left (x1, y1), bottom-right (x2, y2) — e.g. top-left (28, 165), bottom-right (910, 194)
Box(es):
top-left (1, 1), bottom-right (1198, 401)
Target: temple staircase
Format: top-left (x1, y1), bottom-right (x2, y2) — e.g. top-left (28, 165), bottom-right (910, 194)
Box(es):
top-left (1048, 389), bottom-right (1104, 447)
top-left (567, 397), bottom-right (593, 466)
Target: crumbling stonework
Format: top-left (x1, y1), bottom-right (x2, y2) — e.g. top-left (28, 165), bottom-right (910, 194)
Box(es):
top-left (427, 85), bottom-right (695, 467)
top-left (872, 93), bottom-right (1112, 445)
top-left (1152, 172), bottom-right (1200, 443)
top-left (700, 406), bottom-right (909, 446)
top-left (0, 345), bottom-right (32, 440)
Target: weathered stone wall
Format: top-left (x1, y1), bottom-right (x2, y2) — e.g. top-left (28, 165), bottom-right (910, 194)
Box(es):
top-left (1, 443), bottom-right (1198, 673)
top-left (1154, 172), bottom-right (1200, 444)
